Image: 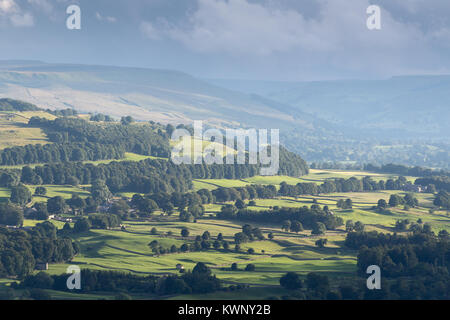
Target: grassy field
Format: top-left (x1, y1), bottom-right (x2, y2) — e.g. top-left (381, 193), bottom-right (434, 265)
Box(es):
top-left (192, 170), bottom-right (418, 192)
top-left (1, 168), bottom-right (448, 300)
top-left (0, 152), bottom-right (161, 170)
top-left (0, 111), bottom-right (56, 150)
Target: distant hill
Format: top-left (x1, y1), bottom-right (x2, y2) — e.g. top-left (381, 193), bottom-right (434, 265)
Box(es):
top-left (210, 76), bottom-right (450, 138)
top-left (0, 61), bottom-right (325, 133)
top-left (0, 61), bottom-right (448, 168)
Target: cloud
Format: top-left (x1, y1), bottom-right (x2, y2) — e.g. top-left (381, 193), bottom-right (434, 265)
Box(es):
top-left (142, 0), bottom-right (322, 55)
top-left (96, 12), bottom-right (117, 23)
top-left (10, 11), bottom-right (33, 26)
top-left (139, 0), bottom-right (418, 55)
top-left (27, 0), bottom-right (52, 13)
top-left (137, 0), bottom-right (450, 76)
top-left (0, 0), bottom-right (18, 14)
top-left (140, 21), bottom-right (161, 40)
top-left (0, 0), bottom-right (34, 27)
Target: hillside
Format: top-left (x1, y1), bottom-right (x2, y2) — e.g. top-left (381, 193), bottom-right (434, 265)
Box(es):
top-left (0, 61), bottom-right (324, 133)
top-left (0, 61), bottom-right (448, 169)
top-left (210, 76), bottom-right (450, 138)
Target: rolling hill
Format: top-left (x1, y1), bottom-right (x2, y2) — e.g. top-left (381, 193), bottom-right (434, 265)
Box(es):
top-left (209, 76), bottom-right (450, 138)
top-left (0, 61), bottom-right (448, 168)
top-left (0, 61), bottom-right (325, 133)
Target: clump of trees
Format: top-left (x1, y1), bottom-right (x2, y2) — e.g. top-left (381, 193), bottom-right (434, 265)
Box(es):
top-left (0, 222), bottom-right (78, 278)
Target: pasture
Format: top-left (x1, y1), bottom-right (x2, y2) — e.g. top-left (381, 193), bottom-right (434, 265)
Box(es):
top-left (1, 168), bottom-right (449, 300)
top-left (0, 111), bottom-right (55, 150)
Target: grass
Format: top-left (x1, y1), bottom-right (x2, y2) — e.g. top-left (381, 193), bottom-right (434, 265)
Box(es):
top-left (0, 111), bottom-right (55, 150)
top-left (30, 185), bottom-right (91, 202)
top-left (82, 152), bottom-right (164, 166)
top-left (0, 187), bottom-right (11, 202)
top-left (170, 137), bottom-right (237, 160)
top-left (1, 167), bottom-right (448, 300)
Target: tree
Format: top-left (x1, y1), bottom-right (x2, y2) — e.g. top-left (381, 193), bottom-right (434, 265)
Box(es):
top-left (377, 199), bottom-right (388, 210)
top-left (120, 116), bottom-right (134, 125)
top-left (202, 231), bottom-right (211, 241)
top-left (279, 272), bottom-right (303, 290)
top-left (345, 199), bottom-right (353, 209)
top-left (354, 221), bottom-right (365, 232)
top-left (434, 191), bottom-right (450, 210)
top-left (0, 202), bottom-right (24, 226)
top-left (181, 228), bottom-right (190, 238)
top-left (231, 263), bottom-right (238, 271)
top-left (219, 204), bottom-right (238, 218)
top-left (315, 238), bottom-right (328, 248)
top-left (306, 272), bottom-right (329, 295)
top-left (311, 222), bottom-right (326, 235)
top-left (404, 193), bottom-right (418, 208)
top-left (91, 179), bottom-right (112, 202)
top-left (34, 186), bottom-right (47, 196)
top-left (32, 202), bottom-right (49, 220)
top-left (29, 288), bottom-right (51, 300)
top-left (235, 199), bottom-right (246, 209)
top-left (10, 184), bottom-right (32, 206)
top-left (47, 196), bottom-right (66, 215)
top-left (161, 202), bottom-right (174, 215)
top-left (438, 230), bottom-right (449, 240)
top-left (427, 184), bottom-right (437, 194)
top-left (245, 264), bottom-right (255, 272)
top-left (389, 194), bottom-right (401, 207)
top-left (150, 227), bottom-right (158, 235)
top-left (192, 262), bottom-right (211, 275)
top-left (234, 232), bottom-right (249, 244)
top-left (67, 195), bottom-right (86, 215)
top-left (290, 220), bottom-right (303, 233)
top-left (345, 220), bottom-right (354, 232)
top-left (282, 220), bottom-right (291, 232)
top-left (247, 248), bottom-right (255, 254)
top-left (74, 218), bottom-right (91, 233)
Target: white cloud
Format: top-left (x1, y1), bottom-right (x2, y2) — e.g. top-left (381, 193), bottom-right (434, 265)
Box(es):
top-left (140, 21), bottom-right (161, 40)
top-left (0, 0), bottom-right (34, 27)
top-left (137, 0), bottom-right (450, 76)
top-left (27, 0), bottom-right (52, 13)
top-left (140, 0), bottom-right (427, 56)
top-left (0, 0), bottom-right (18, 14)
top-left (10, 12), bottom-right (33, 26)
top-left (96, 12), bottom-right (117, 23)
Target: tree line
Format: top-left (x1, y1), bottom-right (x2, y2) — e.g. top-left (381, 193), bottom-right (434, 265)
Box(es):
top-left (364, 163), bottom-right (450, 178)
top-left (218, 205), bottom-right (344, 231)
top-left (279, 176), bottom-right (415, 197)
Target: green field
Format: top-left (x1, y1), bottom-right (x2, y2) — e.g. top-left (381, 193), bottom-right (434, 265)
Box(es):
top-left (0, 111), bottom-right (56, 150)
top-left (1, 168), bottom-right (449, 300)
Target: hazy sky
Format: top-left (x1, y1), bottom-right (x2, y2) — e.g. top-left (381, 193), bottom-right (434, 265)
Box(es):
top-left (1, 0), bottom-right (450, 80)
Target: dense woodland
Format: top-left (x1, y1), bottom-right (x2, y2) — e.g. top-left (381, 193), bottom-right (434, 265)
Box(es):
top-left (0, 222), bottom-right (78, 278)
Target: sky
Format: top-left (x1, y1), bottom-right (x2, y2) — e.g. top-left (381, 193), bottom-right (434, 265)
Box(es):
top-left (1, 0), bottom-right (450, 80)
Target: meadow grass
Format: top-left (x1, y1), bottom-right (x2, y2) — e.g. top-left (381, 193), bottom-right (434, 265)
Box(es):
top-left (0, 111), bottom-right (55, 150)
